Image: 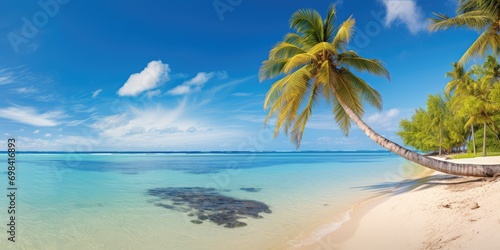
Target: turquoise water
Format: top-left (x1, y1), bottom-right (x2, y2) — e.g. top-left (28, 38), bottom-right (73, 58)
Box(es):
top-left (0, 152), bottom-right (423, 249)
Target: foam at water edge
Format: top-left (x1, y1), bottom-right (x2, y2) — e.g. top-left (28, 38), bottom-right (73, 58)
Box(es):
top-left (288, 207), bottom-right (354, 248)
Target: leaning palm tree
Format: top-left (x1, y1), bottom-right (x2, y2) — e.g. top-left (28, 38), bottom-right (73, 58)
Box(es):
top-left (429, 0), bottom-right (500, 65)
top-left (259, 5), bottom-right (500, 177)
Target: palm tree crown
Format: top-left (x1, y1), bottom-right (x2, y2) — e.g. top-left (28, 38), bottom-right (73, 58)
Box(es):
top-left (259, 5), bottom-right (389, 147)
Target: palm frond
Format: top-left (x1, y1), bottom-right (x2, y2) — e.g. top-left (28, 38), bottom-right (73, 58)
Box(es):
top-left (328, 69), bottom-right (364, 135)
top-left (283, 33), bottom-right (306, 47)
top-left (429, 11), bottom-right (492, 31)
top-left (332, 16), bottom-right (355, 50)
top-left (269, 42), bottom-right (306, 60)
top-left (290, 9), bottom-right (325, 44)
top-left (337, 51), bottom-right (390, 79)
top-left (332, 99), bottom-right (352, 136)
top-left (307, 41), bottom-right (337, 56)
top-left (290, 81), bottom-right (320, 147)
top-left (341, 68), bottom-right (383, 110)
top-left (323, 4), bottom-right (337, 43)
top-left (458, 29), bottom-right (499, 65)
top-left (259, 59), bottom-right (289, 81)
top-left (283, 53), bottom-right (316, 74)
top-left (263, 74), bottom-right (292, 110)
top-left (264, 67), bottom-right (312, 137)
top-left (458, 0), bottom-right (500, 17)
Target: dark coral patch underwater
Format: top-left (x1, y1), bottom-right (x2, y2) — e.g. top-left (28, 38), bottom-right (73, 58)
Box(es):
top-left (147, 187), bottom-right (271, 228)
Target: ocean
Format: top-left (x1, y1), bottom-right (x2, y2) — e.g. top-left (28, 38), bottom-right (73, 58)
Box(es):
top-left (0, 151), bottom-right (424, 249)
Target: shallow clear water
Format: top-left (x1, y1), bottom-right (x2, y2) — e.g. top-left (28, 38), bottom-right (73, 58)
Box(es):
top-left (0, 152), bottom-right (423, 249)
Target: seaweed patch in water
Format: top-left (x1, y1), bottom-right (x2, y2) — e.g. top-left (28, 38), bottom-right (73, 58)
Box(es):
top-left (147, 187), bottom-right (272, 228)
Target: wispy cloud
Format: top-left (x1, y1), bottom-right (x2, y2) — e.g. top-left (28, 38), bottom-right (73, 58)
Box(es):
top-left (0, 68), bottom-right (15, 84)
top-left (235, 114), bottom-right (268, 124)
top-left (366, 108), bottom-right (403, 131)
top-left (117, 60), bottom-right (170, 97)
top-left (15, 86), bottom-right (38, 94)
top-left (0, 106), bottom-right (63, 127)
top-left (167, 71), bottom-right (226, 96)
top-left (92, 89), bottom-right (102, 98)
top-left (232, 92), bottom-right (252, 97)
top-left (305, 113), bottom-right (339, 130)
top-left (380, 0), bottom-right (429, 34)
top-left (91, 100), bottom-right (188, 138)
top-left (146, 89), bottom-right (162, 98)
top-left (90, 100), bottom-right (248, 149)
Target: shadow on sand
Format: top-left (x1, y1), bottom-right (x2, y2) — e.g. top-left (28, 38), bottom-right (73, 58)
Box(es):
top-left (353, 174), bottom-right (486, 196)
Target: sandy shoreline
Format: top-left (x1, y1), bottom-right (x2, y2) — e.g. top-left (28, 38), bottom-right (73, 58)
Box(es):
top-left (303, 156), bottom-right (500, 250)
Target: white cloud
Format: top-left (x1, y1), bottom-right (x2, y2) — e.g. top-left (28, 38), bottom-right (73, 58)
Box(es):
top-left (92, 89), bottom-right (102, 98)
top-left (44, 133), bottom-right (51, 137)
top-left (366, 108), bottom-right (401, 131)
top-left (167, 72), bottom-right (214, 95)
top-left (380, 0), bottom-right (429, 34)
top-left (117, 60), bottom-right (170, 97)
top-left (167, 85), bottom-right (191, 95)
top-left (167, 71), bottom-right (228, 96)
top-left (16, 86), bottom-right (38, 94)
top-left (33, 130), bottom-right (40, 134)
top-left (0, 106), bottom-right (63, 127)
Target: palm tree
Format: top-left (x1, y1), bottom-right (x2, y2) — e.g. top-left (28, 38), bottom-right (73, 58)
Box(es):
top-left (429, 0), bottom-right (500, 65)
top-left (259, 6), bottom-right (500, 177)
top-left (445, 63), bottom-right (477, 154)
top-left (456, 79), bottom-right (494, 156)
top-left (427, 95), bottom-right (448, 155)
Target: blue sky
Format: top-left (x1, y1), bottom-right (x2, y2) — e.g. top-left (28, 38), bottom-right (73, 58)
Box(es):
top-left (0, 0), bottom-right (483, 151)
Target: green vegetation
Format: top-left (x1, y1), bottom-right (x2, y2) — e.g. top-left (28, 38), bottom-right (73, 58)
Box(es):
top-left (398, 94), bottom-right (468, 155)
top-left (398, 56), bottom-right (500, 156)
top-left (450, 152), bottom-right (500, 160)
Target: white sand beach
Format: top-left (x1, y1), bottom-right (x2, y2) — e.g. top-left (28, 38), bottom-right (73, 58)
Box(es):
top-left (305, 156), bottom-right (500, 250)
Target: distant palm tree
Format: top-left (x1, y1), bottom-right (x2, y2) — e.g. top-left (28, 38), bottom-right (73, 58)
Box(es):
top-left (457, 79), bottom-right (494, 156)
top-left (428, 95), bottom-right (448, 155)
top-left (445, 63), bottom-right (477, 154)
top-left (260, 5), bottom-right (500, 177)
top-left (445, 63), bottom-right (473, 95)
top-left (430, 0), bottom-right (500, 65)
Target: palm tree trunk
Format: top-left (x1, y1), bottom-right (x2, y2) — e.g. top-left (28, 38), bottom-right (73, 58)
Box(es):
top-left (471, 125), bottom-right (476, 155)
top-left (337, 99), bottom-right (500, 177)
top-left (439, 125), bottom-right (443, 156)
top-left (483, 122), bottom-right (487, 157)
